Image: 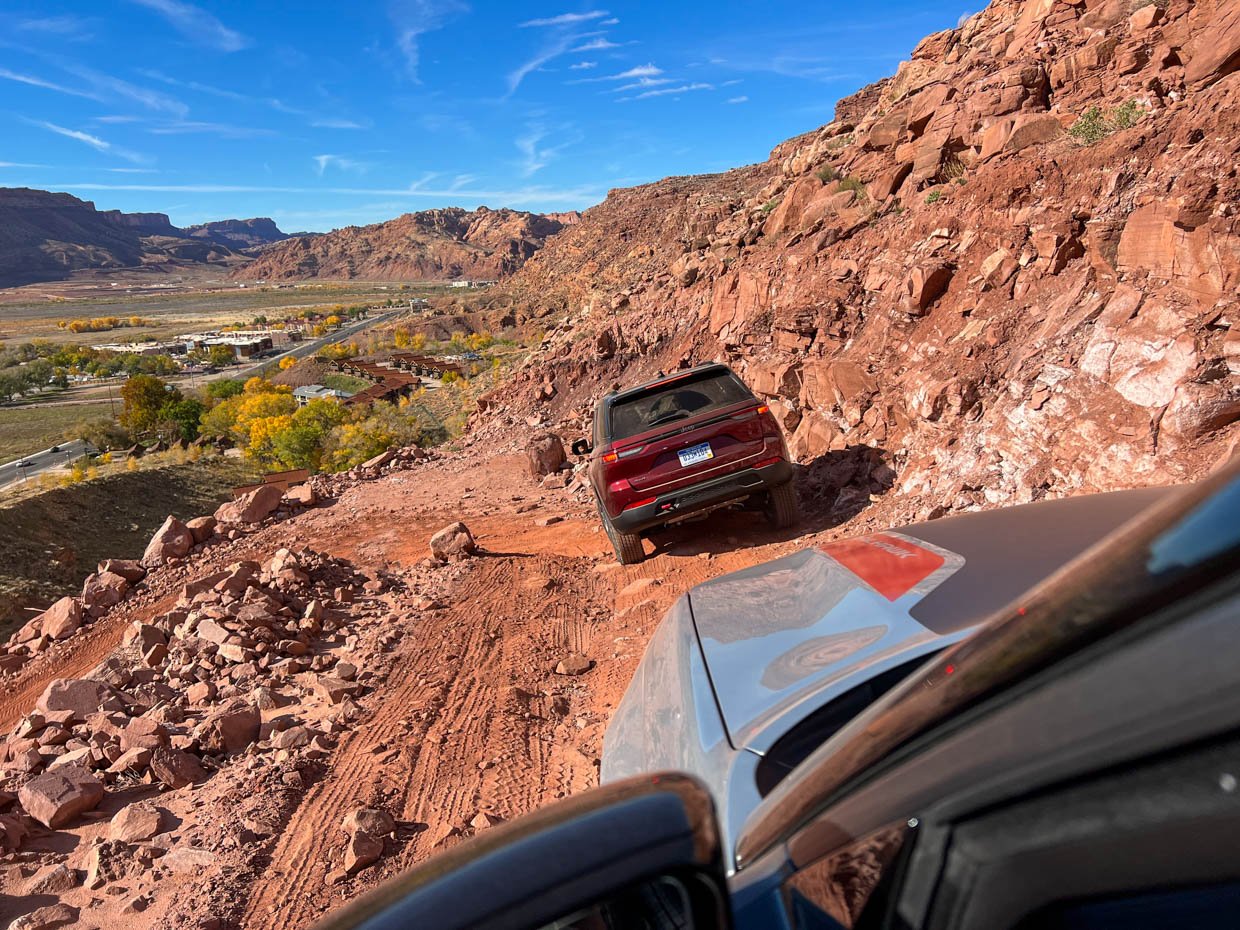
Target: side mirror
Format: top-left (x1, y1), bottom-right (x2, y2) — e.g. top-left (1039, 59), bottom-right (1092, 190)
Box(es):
top-left (571, 439), bottom-right (592, 457)
top-left (314, 774), bottom-right (730, 930)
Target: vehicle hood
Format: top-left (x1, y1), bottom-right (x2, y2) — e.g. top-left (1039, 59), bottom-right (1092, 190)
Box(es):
top-left (689, 486), bottom-right (1174, 751)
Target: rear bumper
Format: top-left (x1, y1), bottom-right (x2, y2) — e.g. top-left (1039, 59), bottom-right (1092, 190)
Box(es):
top-left (611, 459), bottom-right (794, 534)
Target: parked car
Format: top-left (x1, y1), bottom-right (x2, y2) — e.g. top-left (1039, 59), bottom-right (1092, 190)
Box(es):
top-left (572, 363), bottom-right (796, 564)
top-left (316, 459), bottom-right (1240, 930)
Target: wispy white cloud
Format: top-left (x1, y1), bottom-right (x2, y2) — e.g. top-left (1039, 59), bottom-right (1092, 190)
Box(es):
top-left (571, 37), bottom-right (622, 51)
top-left (313, 154), bottom-right (372, 175)
top-left (15, 16), bottom-right (95, 39)
top-left (569, 61), bottom-right (597, 70)
top-left (0, 161), bottom-right (50, 169)
top-left (727, 95), bottom-right (748, 104)
top-left (312, 118), bottom-right (370, 130)
top-left (0, 67), bottom-right (100, 101)
top-left (107, 167), bottom-right (159, 174)
top-left (128, 0), bottom-right (248, 51)
top-left (29, 120), bottom-right (151, 164)
top-left (572, 63), bottom-right (663, 84)
top-left (610, 77), bottom-right (674, 92)
top-left (619, 82), bottom-right (713, 102)
top-left (600, 17), bottom-right (619, 25)
top-left (389, 0), bottom-right (469, 82)
top-left (519, 10), bottom-right (608, 28)
top-left (148, 121), bottom-right (277, 138)
top-left (507, 33), bottom-right (577, 96)
top-left (59, 63), bottom-right (189, 116)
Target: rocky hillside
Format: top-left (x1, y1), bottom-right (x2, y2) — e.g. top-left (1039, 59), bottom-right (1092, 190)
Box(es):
top-left (183, 217), bottom-right (291, 251)
top-left (0, 188), bottom-right (255, 288)
top-left (232, 207), bottom-right (570, 282)
top-left (486, 0), bottom-right (1240, 516)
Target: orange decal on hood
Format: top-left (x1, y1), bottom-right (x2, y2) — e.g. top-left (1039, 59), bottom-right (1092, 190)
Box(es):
top-left (820, 533), bottom-right (946, 601)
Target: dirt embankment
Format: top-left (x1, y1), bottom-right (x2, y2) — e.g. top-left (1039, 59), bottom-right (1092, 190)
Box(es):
top-left (0, 461), bottom-right (253, 633)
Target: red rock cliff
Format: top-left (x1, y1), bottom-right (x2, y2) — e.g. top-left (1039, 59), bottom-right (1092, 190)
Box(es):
top-left (484, 0), bottom-right (1239, 516)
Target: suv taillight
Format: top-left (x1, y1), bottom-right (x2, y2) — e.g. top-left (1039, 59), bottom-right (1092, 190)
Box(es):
top-left (602, 446), bottom-right (643, 467)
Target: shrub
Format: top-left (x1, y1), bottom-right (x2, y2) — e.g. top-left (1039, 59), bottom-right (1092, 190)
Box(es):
top-left (838, 176), bottom-right (867, 198)
top-left (816, 165), bottom-right (839, 183)
top-left (925, 189), bottom-right (944, 205)
top-left (1069, 101), bottom-right (1145, 145)
top-left (759, 199), bottom-right (780, 215)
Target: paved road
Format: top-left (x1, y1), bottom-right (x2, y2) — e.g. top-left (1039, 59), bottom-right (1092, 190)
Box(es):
top-left (0, 439), bottom-right (92, 490)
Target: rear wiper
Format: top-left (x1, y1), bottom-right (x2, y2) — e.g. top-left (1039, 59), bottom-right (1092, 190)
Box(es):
top-left (648, 410), bottom-right (691, 427)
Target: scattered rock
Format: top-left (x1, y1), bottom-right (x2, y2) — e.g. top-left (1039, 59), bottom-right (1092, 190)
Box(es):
top-left (7, 904), bottom-right (79, 930)
top-left (36, 598), bottom-right (82, 641)
top-left (554, 654), bottom-right (594, 676)
top-left (429, 522), bottom-right (477, 562)
top-left (215, 484), bottom-right (284, 525)
top-left (142, 515), bottom-right (194, 565)
top-left (342, 808), bottom-right (396, 838)
top-left (343, 830), bottom-right (384, 874)
top-left (526, 433), bottom-right (567, 478)
top-left (109, 804), bottom-right (164, 843)
top-left (149, 747), bottom-right (206, 789)
top-left (18, 764), bottom-right (105, 828)
top-left (186, 516), bottom-right (217, 543)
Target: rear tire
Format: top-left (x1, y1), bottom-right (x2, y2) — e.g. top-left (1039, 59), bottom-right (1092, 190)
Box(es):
top-left (765, 481), bottom-right (799, 530)
top-left (597, 497), bottom-right (646, 565)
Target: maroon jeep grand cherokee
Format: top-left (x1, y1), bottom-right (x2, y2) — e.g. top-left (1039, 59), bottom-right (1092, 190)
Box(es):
top-left (573, 363), bottom-right (797, 564)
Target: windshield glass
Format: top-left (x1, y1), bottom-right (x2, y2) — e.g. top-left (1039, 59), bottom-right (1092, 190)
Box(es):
top-left (608, 370), bottom-right (753, 441)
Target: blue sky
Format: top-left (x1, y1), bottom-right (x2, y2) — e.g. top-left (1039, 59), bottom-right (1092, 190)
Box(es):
top-left (0, 1), bottom-right (974, 231)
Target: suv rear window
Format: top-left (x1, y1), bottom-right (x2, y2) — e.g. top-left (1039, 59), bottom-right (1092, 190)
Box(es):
top-left (607, 369), bottom-right (753, 441)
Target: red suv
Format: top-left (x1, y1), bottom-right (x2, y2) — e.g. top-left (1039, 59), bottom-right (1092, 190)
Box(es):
top-left (573, 363), bottom-right (797, 564)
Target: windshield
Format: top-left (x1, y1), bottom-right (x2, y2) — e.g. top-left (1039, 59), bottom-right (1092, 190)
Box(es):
top-left (608, 370), bottom-right (753, 441)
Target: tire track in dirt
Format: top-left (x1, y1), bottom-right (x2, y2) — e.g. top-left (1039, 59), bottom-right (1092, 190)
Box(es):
top-left (239, 590), bottom-right (463, 930)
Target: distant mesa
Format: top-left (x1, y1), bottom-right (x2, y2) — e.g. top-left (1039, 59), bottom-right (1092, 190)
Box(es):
top-left (183, 217), bottom-right (292, 250)
top-left (0, 186), bottom-right (578, 288)
top-left (231, 205), bottom-right (576, 283)
top-left (0, 187), bottom-right (290, 289)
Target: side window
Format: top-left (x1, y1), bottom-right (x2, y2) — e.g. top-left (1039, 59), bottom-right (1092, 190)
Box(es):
top-left (756, 654), bottom-right (942, 796)
top-left (785, 824), bottom-right (909, 930)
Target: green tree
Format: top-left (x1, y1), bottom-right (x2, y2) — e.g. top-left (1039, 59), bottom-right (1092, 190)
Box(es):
top-left (207, 344), bottom-right (236, 368)
top-left (120, 375), bottom-right (180, 435)
top-left (159, 397), bottom-right (206, 442)
top-left (271, 398), bottom-right (349, 470)
top-left (205, 378), bottom-right (245, 402)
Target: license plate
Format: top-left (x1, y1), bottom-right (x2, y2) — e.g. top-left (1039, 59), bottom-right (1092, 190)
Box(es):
top-left (677, 442), bottom-right (714, 467)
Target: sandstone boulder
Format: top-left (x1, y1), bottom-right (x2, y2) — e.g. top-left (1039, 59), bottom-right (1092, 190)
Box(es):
top-left (342, 808), bottom-right (396, 838)
top-left (37, 598), bottom-right (82, 641)
top-left (186, 515), bottom-right (217, 543)
top-left (344, 830), bottom-right (384, 874)
top-left (109, 803), bottom-right (165, 843)
top-left (7, 904), bottom-right (79, 930)
top-left (284, 483), bottom-right (317, 507)
top-left (554, 654), bottom-right (593, 676)
top-left (119, 717), bottom-right (170, 752)
top-left (149, 747), bottom-right (206, 789)
top-left (81, 571), bottom-right (130, 618)
top-left (904, 264), bottom-right (954, 314)
top-left (526, 433), bottom-right (566, 478)
top-left (98, 559), bottom-right (146, 582)
top-left (199, 702), bottom-right (261, 755)
top-left (215, 484), bottom-right (283, 525)
top-left (143, 515), bottom-right (194, 565)
top-left (430, 522), bottom-right (477, 562)
top-left (36, 679), bottom-right (126, 723)
top-left (19, 764), bottom-right (105, 828)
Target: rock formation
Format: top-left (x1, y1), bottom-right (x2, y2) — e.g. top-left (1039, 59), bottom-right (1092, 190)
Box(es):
top-left (485, 0), bottom-right (1239, 513)
top-left (232, 206), bottom-right (570, 282)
